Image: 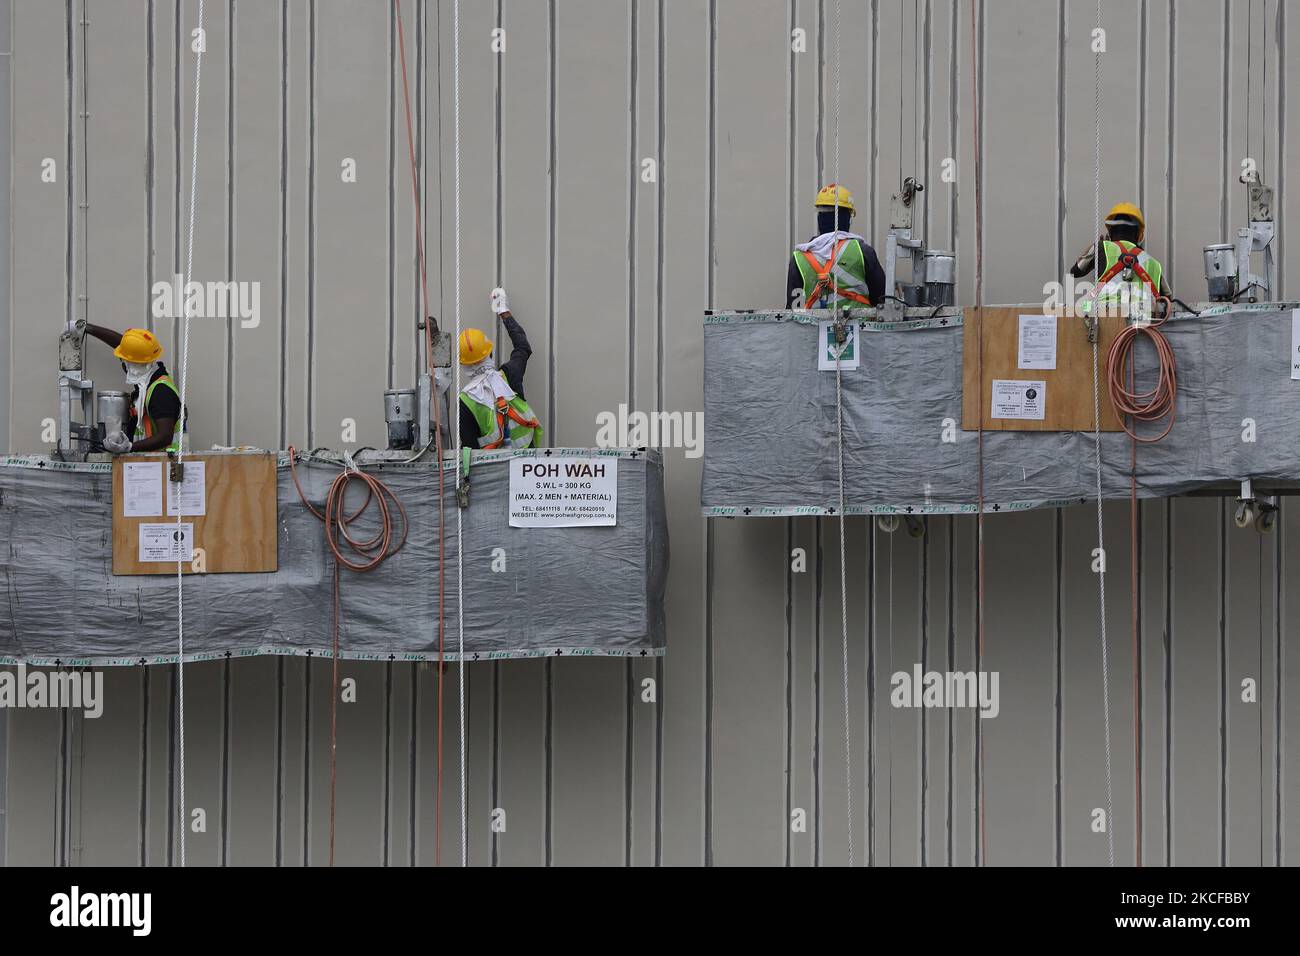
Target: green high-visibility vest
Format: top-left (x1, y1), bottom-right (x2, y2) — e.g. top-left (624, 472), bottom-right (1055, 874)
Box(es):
top-left (793, 238), bottom-right (874, 309)
top-left (460, 372), bottom-right (543, 449)
top-left (1090, 240), bottom-right (1163, 318)
top-left (1100, 240), bottom-right (1162, 293)
top-left (133, 374), bottom-right (182, 454)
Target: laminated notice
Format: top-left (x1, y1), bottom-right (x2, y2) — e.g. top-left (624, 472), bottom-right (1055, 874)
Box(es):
top-left (138, 522), bottom-right (194, 562)
top-left (509, 457), bottom-right (618, 527)
top-left (990, 379), bottom-right (1046, 420)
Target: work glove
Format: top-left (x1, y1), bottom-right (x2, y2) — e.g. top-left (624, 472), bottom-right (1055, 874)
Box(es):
top-left (490, 287), bottom-right (510, 315)
top-left (103, 432), bottom-right (132, 454)
top-left (64, 318), bottom-right (86, 336)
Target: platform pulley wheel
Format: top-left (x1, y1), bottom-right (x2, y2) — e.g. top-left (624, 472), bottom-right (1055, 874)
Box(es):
top-left (876, 515), bottom-right (900, 533)
top-left (1255, 507), bottom-right (1277, 534)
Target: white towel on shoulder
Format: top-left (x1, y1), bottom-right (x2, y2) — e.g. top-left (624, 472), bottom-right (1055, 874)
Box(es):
top-left (794, 230), bottom-right (868, 260)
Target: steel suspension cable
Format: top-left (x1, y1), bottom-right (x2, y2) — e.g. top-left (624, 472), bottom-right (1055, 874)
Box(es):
top-left (393, 0), bottom-right (449, 869)
top-left (829, 0), bottom-right (854, 869)
top-left (174, 0), bottom-right (206, 870)
top-left (452, 0), bottom-right (468, 869)
top-left (968, 0), bottom-right (987, 867)
top-left (1089, 0), bottom-right (1117, 869)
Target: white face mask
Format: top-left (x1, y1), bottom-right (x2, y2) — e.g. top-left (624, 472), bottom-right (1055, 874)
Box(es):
top-left (123, 361), bottom-right (156, 387)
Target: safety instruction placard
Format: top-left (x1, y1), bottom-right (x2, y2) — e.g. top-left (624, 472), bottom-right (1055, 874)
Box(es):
top-left (1017, 314), bottom-right (1058, 370)
top-left (166, 461), bottom-right (206, 516)
top-left (122, 461), bottom-right (163, 517)
top-left (1292, 309), bottom-right (1300, 380)
top-left (138, 522), bottom-right (194, 562)
top-left (817, 320), bottom-right (860, 371)
top-left (990, 379), bottom-right (1046, 420)
top-left (509, 457), bottom-right (618, 527)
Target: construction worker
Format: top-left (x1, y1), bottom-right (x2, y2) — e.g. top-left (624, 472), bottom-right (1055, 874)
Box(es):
top-left (73, 322), bottom-right (184, 454)
top-left (1070, 202), bottom-right (1171, 317)
top-left (458, 288), bottom-right (543, 450)
top-left (786, 183), bottom-right (886, 310)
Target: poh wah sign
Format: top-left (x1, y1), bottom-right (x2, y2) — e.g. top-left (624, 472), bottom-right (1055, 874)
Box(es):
top-left (509, 457), bottom-right (618, 527)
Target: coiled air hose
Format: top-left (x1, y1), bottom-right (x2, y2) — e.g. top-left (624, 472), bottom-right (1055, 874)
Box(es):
top-left (1105, 301), bottom-right (1178, 443)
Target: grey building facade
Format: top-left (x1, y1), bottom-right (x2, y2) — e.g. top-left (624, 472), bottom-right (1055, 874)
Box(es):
top-left (2, 0), bottom-right (1296, 865)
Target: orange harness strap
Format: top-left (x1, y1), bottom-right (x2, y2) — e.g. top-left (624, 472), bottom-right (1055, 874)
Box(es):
top-left (801, 240), bottom-right (874, 308)
top-left (1095, 241), bottom-right (1160, 301)
top-left (481, 397), bottom-right (541, 449)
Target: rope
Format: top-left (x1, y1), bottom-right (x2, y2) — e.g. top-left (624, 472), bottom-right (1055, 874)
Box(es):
top-left (886, 529), bottom-right (894, 866)
top-left (1089, 0), bottom-right (1117, 868)
top-left (452, 0), bottom-right (468, 869)
top-left (1257, 532), bottom-right (1264, 867)
top-left (968, 0), bottom-right (987, 867)
top-left (79, 0), bottom-right (90, 327)
top-left (173, 0), bottom-right (206, 869)
top-left (287, 450), bottom-right (410, 866)
top-left (393, 0), bottom-right (449, 869)
top-left (828, 0), bottom-right (853, 869)
top-left (1130, 366), bottom-right (1141, 868)
top-left (1263, 0), bottom-right (1269, 182)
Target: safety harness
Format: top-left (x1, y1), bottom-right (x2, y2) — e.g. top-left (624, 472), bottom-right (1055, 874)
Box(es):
top-left (800, 239), bottom-right (874, 308)
top-left (481, 395), bottom-right (541, 449)
top-left (460, 371), bottom-right (542, 450)
top-left (1094, 240), bottom-right (1160, 300)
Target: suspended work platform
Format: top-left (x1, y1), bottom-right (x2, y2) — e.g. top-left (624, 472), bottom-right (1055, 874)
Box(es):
top-left (0, 447), bottom-right (667, 665)
top-left (701, 306), bottom-right (1300, 517)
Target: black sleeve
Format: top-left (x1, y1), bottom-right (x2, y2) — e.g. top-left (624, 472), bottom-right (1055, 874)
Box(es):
top-left (786, 254), bottom-right (803, 309)
top-left (858, 240), bottom-right (887, 306)
top-left (147, 383), bottom-right (181, 424)
top-left (459, 400), bottom-right (481, 449)
top-left (497, 314), bottom-right (532, 396)
top-left (1069, 241), bottom-right (1103, 279)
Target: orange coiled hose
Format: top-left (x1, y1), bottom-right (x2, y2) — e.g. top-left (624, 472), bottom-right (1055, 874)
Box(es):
top-left (1105, 300), bottom-right (1178, 443)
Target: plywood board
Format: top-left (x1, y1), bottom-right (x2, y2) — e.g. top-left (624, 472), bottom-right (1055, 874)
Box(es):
top-left (111, 453), bottom-right (278, 575)
top-left (962, 306), bottom-right (1124, 431)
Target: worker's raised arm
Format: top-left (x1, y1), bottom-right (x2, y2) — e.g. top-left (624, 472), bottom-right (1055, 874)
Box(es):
top-left (1069, 239), bottom-right (1102, 279)
top-left (81, 323), bottom-right (124, 350)
top-left (491, 288), bottom-right (532, 394)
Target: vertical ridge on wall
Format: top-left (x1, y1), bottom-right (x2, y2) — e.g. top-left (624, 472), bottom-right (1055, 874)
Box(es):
top-left (624, 0), bottom-right (638, 868)
top-left (277, 0), bottom-right (287, 448)
top-left (703, 0), bottom-right (715, 869)
top-left (1273, 505), bottom-right (1283, 865)
top-left (544, 0), bottom-right (556, 867)
top-left (652, 0), bottom-right (667, 868)
top-left (385, 2), bottom-right (394, 390)
top-left (1163, 499), bottom-right (1173, 864)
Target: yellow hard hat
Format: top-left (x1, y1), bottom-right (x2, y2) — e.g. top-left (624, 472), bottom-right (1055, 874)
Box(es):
top-left (113, 328), bottom-right (163, 363)
top-left (1105, 202), bottom-right (1145, 242)
top-left (815, 183), bottom-right (856, 215)
top-left (458, 328), bottom-right (493, 365)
